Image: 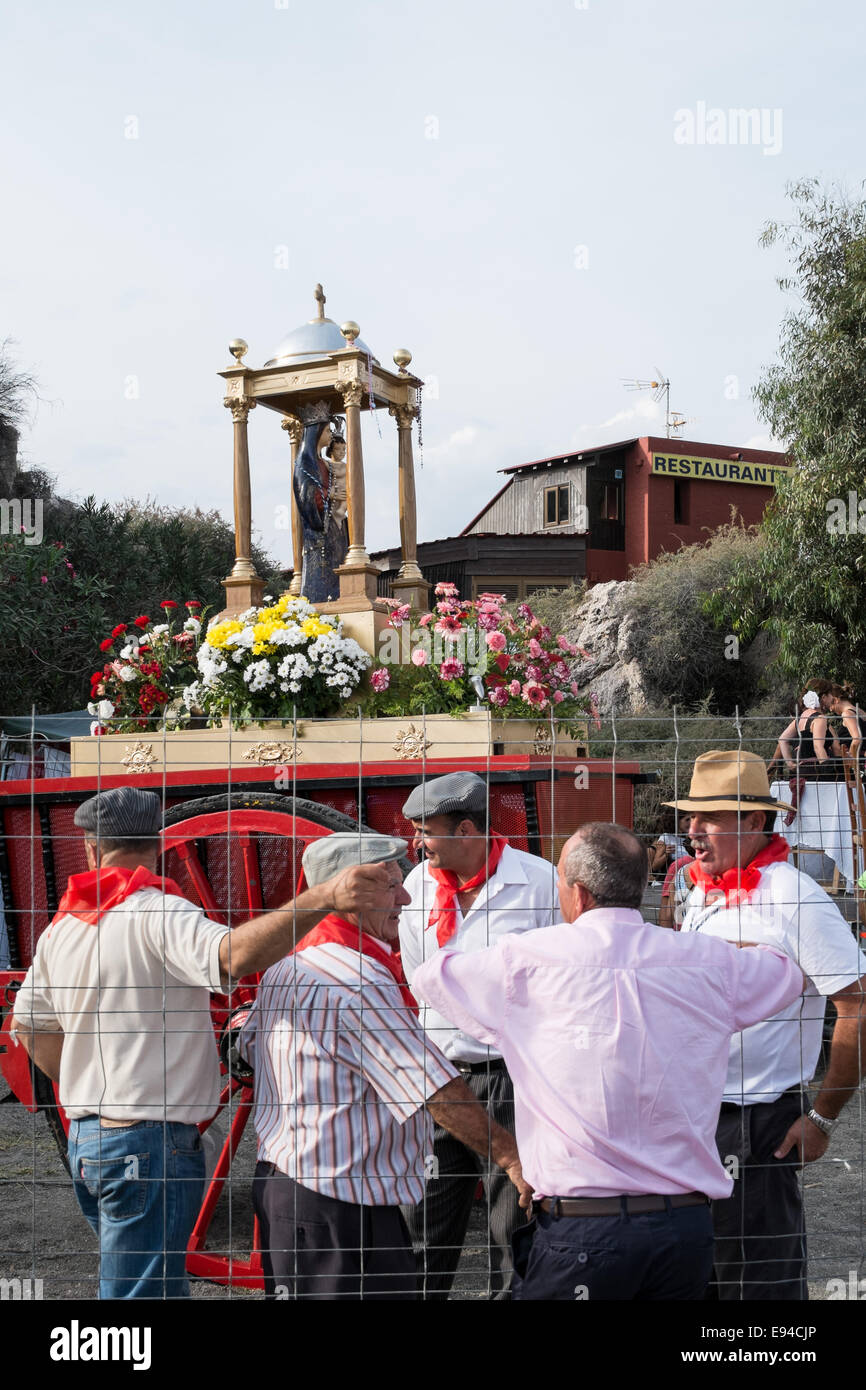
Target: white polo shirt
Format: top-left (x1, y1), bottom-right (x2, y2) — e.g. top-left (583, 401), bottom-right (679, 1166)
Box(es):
top-left (13, 889), bottom-right (229, 1123)
top-left (398, 843), bottom-right (557, 1063)
top-left (680, 861), bottom-right (866, 1104)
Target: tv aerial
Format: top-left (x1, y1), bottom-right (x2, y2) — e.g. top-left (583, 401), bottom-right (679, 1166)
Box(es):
top-left (622, 370), bottom-right (691, 439)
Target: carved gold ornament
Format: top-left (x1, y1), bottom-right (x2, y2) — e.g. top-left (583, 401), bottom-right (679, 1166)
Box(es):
top-left (533, 724), bottom-right (554, 756)
top-left (121, 742), bottom-right (157, 774)
top-left (242, 741), bottom-right (301, 766)
top-left (392, 725), bottom-right (433, 760)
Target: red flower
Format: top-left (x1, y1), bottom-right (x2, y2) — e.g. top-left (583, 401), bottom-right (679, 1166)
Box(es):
top-left (111, 624), bottom-right (127, 638)
top-left (494, 653), bottom-right (511, 673)
top-left (91, 671), bottom-right (103, 684)
top-left (134, 615), bottom-right (150, 628)
top-left (185, 600), bottom-right (201, 610)
top-left (160, 600), bottom-right (178, 610)
top-left (99, 638), bottom-right (114, 651)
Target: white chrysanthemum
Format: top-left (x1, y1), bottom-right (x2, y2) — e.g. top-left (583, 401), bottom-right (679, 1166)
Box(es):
top-left (117, 665), bottom-right (136, 682)
top-left (244, 660), bottom-right (275, 692)
top-left (150, 624), bottom-right (169, 638)
top-left (183, 617), bottom-right (201, 635)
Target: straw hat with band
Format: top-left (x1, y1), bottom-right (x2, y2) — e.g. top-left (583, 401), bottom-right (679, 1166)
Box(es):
top-left (664, 750), bottom-right (793, 815)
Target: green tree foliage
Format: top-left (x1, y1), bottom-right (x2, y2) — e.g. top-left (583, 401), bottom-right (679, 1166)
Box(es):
top-left (1, 498), bottom-right (282, 713)
top-left (624, 521), bottom-right (765, 711)
top-left (709, 179), bottom-right (866, 692)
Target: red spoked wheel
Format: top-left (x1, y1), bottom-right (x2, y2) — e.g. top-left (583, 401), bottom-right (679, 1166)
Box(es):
top-left (158, 792), bottom-right (397, 1290)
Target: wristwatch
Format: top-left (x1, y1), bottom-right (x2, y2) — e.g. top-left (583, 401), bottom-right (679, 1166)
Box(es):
top-left (807, 1107), bottom-right (838, 1136)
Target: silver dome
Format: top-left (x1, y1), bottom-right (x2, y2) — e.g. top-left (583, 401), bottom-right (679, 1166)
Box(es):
top-left (264, 316), bottom-right (377, 368)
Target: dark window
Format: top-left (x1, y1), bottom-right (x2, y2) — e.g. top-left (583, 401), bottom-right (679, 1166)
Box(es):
top-left (544, 485), bottom-right (570, 526)
top-left (602, 483), bottom-right (620, 521)
top-left (673, 480), bottom-right (690, 525)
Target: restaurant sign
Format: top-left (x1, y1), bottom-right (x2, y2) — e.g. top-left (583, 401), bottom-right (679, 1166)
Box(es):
top-left (651, 452), bottom-right (786, 487)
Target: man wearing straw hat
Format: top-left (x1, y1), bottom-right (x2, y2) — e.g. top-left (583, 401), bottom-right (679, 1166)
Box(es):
top-left (670, 749), bottom-right (866, 1300)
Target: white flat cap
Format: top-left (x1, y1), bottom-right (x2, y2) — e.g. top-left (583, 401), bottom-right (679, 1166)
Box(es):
top-left (301, 832), bottom-right (408, 887)
top-left (402, 772), bottom-right (488, 822)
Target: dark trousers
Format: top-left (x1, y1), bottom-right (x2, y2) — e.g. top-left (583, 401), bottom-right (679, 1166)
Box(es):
top-left (402, 1062), bottom-right (522, 1300)
top-left (512, 1201), bottom-right (714, 1301)
top-left (252, 1163), bottom-right (417, 1300)
top-left (711, 1091), bottom-right (808, 1300)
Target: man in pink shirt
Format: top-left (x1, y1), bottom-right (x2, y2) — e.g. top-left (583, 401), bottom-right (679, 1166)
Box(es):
top-left (411, 822), bottom-right (805, 1300)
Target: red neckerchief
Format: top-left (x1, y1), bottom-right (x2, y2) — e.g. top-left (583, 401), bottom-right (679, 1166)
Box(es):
top-left (52, 865), bottom-right (188, 926)
top-left (690, 834), bottom-right (790, 907)
top-left (294, 913), bottom-right (418, 1016)
top-left (427, 832), bottom-right (509, 947)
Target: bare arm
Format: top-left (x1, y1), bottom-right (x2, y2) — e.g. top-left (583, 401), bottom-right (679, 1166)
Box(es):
top-left (775, 976), bottom-right (866, 1163)
top-left (777, 720), bottom-right (797, 768)
top-left (426, 1075), bottom-right (532, 1209)
top-left (218, 862), bottom-right (397, 990)
top-left (13, 1028), bottom-right (63, 1082)
top-left (812, 714), bottom-right (830, 762)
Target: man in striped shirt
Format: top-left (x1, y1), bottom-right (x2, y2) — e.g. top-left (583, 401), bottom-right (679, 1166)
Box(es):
top-left (241, 832), bottom-right (529, 1300)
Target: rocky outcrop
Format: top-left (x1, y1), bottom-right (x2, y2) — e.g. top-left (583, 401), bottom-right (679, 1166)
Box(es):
top-left (561, 580), bottom-right (657, 712)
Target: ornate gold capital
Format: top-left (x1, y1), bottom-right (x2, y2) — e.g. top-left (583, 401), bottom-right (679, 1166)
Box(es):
top-left (224, 396), bottom-right (256, 424)
top-left (281, 414), bottom-right (304, 446)
top-left (389, 403), bottom-right (418, 430)
top-left (338, 381), bottom-right (364, 408)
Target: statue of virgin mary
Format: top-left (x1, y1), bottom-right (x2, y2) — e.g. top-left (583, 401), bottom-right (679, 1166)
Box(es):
top-left (292, 401), bottom-right (348, 602)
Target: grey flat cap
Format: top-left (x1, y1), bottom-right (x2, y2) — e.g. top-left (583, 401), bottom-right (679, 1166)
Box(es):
top-left (302, 832), bottom-right (408, 887)
top-left (74, 788), bottom-right (163, 839)
top-left (402, 772), bottom-right (488, 822)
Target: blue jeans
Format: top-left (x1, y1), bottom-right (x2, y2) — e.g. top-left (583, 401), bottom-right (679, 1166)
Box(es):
top-left (68, 1117), bottom-right (205, 1299)
top-left (512, 1200), bottom-right (714, 1301)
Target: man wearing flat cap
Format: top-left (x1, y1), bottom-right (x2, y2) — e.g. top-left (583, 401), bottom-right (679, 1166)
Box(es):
top-left (398, 770), bottom-right (556, 1299)
top-left (671, 749), bottom-right (866, 1299)
top-left (241, 832), bottom-right (530, 1300)
top-left (12, 787), bottom-right (398, 1299)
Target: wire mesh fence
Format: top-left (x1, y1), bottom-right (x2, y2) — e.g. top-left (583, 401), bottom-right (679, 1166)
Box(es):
top-left (0, 710), bottom-right (864, 1301)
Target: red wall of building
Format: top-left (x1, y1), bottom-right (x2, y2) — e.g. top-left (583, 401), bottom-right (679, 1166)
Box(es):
top-left (587, 436), bottom-right (786, 584)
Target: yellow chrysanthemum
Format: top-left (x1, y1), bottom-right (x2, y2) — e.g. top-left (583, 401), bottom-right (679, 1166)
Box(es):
top-left (302, 617), bottom-right (333, 638)
top-left (207, 619), bottom-right (243, 650)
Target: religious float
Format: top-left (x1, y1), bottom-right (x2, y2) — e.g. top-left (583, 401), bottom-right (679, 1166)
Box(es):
top-left (0, 288), bottom-right (645, 1289)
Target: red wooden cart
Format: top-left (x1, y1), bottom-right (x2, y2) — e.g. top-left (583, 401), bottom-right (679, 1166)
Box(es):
top-left (0, 753), bottom-right (643, 1289)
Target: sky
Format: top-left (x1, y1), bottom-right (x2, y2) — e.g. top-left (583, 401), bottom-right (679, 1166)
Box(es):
top-left (2, 0), bottom-right (864, 564)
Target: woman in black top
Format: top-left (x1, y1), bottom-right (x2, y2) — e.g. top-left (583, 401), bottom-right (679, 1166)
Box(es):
top-left (778, 685), bottom-right (836, 780)
top-left (824, 684), bottom-right (866, 762)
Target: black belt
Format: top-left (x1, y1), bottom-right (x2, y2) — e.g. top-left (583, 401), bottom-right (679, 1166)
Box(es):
top-left (539, 1192), bottom-right (709, 1217)
top-left (457, 1058), bottom-right (507, 1076)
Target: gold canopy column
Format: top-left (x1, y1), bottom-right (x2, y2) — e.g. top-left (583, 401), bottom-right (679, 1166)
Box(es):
top-left (389, 402), bottom-right (430, 612)
top-left (333, 378), bottom-right (379, 604)
top-left (222, 389), bottom-right (264, 616)
top-left (281, 414), bottom-right (304, 596)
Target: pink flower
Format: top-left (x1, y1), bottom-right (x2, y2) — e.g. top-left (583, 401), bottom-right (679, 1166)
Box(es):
top-left (370, 667), bottom-right (391, 692)
top-left (553, 690), bottom-right (565, 704)
top-left (387, 603), bottom-right (411, 628)
top-left (508, 679), bottom-right (521, 697)
top-left (522, 681), bottom-right (548, 709)
top-left (517, 603), bottom-right (535, 622)
top-left (528, 638), bottom-right (543, 658)
top-left (477, 611), bottom-right (502, 631)
top-left (477, 592), bottom-right (506, 603)
top-left (570, 681), bottom-right (579, 696)
top-left (411, 648), bottom-right (429, 667)
top-left (439, 657), bottom-right (465, 680)
top-left (557, 634), bottom-right (574, 653)
top-left (435, 615), bottom-right (463, 641)
top-left (554, 661), bottom-right (569, 680)
top-left (485, 631), bottom-right (507, 651)
top-left (526, 664), bottom-right (544, 682)
top-left (539, 626), bottom-right (552, 642)
top-left (40, 575), bottom-right (48, 584)
top-left (418, 612), bottom-right (433, 627)
top-left (488, 685), bottom-right (509, 707)
top-left (434, 581), bottom-right (459, 596)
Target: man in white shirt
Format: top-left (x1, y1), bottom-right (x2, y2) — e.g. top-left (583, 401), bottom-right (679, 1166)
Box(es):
top-left (12, 787), bottom-right (396, 1299)
top-left (398, 771), bottom-right (557, 1299)
top-left (242, 832), bottom-right (529, 1300)
top-left (671, 750), bottom-right (866, 1300)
